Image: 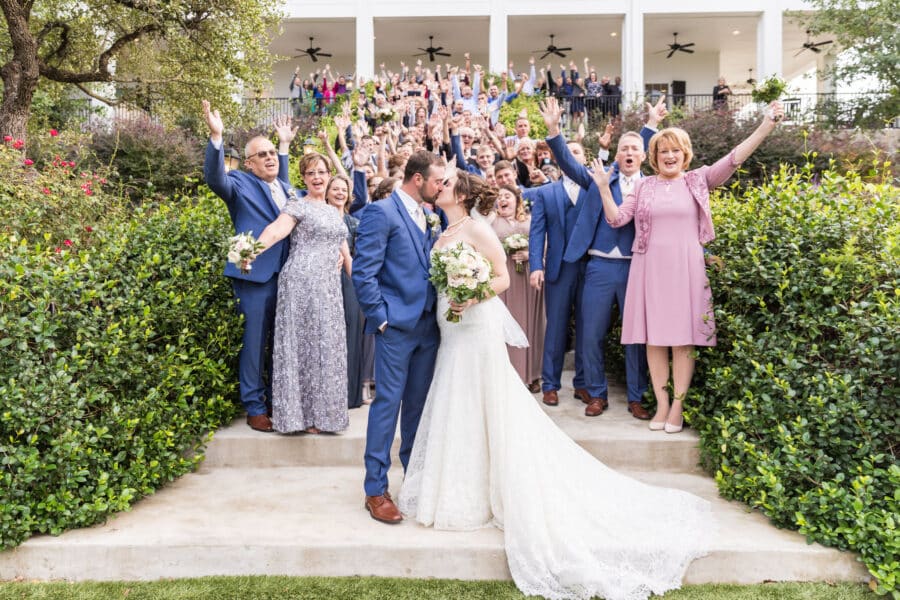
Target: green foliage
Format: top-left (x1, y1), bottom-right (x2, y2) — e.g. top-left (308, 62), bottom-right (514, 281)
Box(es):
top-left (0, 136), bottom-right (241, 548)
top-left (499, 94), bottom-right (548, 140)
top-left (794, 0), bottom-right (900, 95)
top-left (693, 163), bottom-right (899, 594)
top-left (88, 119), bottom-right (204, 202)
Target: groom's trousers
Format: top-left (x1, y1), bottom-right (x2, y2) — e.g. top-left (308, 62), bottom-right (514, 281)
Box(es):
top-left (364, 314), bottom-right (439, 497)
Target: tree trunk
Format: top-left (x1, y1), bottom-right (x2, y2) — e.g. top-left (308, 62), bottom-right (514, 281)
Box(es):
top-left (0, 0), bottom-right (40, 144)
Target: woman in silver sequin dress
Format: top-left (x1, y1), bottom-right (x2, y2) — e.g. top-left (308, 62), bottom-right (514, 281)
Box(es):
top-left (250, 153), bottom-right (352, 434)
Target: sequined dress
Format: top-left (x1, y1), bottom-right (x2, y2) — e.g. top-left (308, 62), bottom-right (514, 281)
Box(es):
top-left (271, 198), bottom-right (349, 433)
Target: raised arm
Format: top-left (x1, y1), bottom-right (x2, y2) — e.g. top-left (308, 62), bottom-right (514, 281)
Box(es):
top-left (540, 97), bottom-right (592, 189)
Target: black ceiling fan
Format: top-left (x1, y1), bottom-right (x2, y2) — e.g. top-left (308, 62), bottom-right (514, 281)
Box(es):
top-left (533, 34), bottom-right (572, 60)
top-left (746, 68), bottom-right (756, 85)
top-left (662, 33), bottom-right (695, 59)
top-left (795, 30), bottom-right (834, 56)
top-left (294, 37), bottom-right (332, 63)
top-left (414, 36), bottom-right (451, 62)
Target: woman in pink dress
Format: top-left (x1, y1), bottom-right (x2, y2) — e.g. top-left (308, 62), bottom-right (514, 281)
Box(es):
top-left (491, 184), bottom-right (545, 392)
top-left (590, 101), bottom-right (784, 433)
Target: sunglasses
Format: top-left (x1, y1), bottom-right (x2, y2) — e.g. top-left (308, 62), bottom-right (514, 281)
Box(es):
top-left (249, 149), bottom-right (278, 159)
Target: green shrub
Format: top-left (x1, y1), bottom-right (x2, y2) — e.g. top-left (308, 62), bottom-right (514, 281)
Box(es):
top-left (499, 94), bottom-right (548, 140)
top-left (693, 162), bottom-right (899, 594)
top-left (0, 190), bottom-right (241, 549)
top-left (89, 118), bottom-right (203, 202)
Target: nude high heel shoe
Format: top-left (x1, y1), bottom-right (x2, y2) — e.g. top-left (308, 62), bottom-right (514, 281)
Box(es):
top-left (664, 418), bottom-right (683, 434)
top-left (649, 420), bottom-right (666, 431)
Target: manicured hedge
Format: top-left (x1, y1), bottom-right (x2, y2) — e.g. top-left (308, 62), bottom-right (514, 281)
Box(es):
top-left (694, 162), bottom-right (899, 595)
top-left (0, 187), bottom-right (241, 549)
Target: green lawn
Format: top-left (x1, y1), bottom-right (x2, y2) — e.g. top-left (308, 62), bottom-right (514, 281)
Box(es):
top-left (0, 577), bottom-right (876, 599)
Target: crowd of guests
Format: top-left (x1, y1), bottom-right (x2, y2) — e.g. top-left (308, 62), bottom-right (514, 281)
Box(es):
top-left (288, 55), bottom-right (623, 127)
top-left (205, 54), bottom-right (783, 439)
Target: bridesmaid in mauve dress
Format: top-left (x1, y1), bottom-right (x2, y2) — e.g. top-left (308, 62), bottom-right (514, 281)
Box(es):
top-left (591, 102), bottom-right (784, 433)
top-left (491, 184), bottom-right (545, 392)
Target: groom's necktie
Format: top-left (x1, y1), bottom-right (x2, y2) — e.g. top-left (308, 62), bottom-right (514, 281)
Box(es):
top-left (269, 181), bottom-right (287, 211)
top-left (412, 206), bottom-right (427, 232)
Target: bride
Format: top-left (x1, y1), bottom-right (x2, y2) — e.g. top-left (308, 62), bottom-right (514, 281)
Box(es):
top-left (398, 169), bottom-right (714, 600)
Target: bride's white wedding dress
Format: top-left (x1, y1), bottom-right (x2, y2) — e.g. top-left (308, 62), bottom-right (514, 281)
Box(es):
top-left (399, 250), bottom-right (714, 600)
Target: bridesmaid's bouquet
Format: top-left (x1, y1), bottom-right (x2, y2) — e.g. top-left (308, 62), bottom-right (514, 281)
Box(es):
top-left (502, 233), bottom-right (529, 273)
top-left (227, 232), bottom-right (264, 274)
top-left (430, 242), bottom-right (495, 323)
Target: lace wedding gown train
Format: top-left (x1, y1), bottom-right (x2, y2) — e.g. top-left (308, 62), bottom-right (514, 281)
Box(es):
top-left (398, 294), bottom-right (713, 600)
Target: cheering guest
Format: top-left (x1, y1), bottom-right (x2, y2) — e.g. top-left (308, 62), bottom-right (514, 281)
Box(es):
top-left (492, 185), bottom-right (545, 392)
top-left (591, 101), bottom-right (785, 433)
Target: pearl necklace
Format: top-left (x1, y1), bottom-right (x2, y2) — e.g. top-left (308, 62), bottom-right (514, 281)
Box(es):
top-left (441, 216), bottom-right (470, 237)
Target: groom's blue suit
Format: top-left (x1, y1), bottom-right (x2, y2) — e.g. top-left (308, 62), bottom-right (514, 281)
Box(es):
top-left (352, 191), bottom-right (440, 497)
top-left (204, 141), bottom-right (292, 417)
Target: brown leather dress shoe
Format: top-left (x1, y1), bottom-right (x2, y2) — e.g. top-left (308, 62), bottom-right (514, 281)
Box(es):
top-left (246, 414), bottom-right (274, 432)
top-left (365, 494), bottom-right (403, 524)
top-left (584, 398), bottom-right (606, 417)
top-left (542, 390), bottom-right (559, 406)
top-left (628, 402), bottom-right (652, 420)
top-left (574, 387), bottom-right (591, 404)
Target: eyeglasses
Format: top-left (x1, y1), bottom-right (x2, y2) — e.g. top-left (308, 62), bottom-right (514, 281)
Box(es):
top-left (304, 170), bottom-right (330, 177)
top-left (249, 149), bottom-right (278, 159)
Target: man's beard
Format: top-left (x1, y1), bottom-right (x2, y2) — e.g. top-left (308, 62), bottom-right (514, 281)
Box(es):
top-left (417, 181), bottom-right (436, 204)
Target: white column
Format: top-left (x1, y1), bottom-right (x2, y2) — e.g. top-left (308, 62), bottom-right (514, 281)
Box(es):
top-left (756, 8), bottom-right (783, 79)
top-left (816, 51), bottom-right (837, 94)
top-left (621, 1), bottom-right (643, 106)
top-left (356, 13), bottom-right (375, 80)
top-left (488, 12), bottom-right (508, 75)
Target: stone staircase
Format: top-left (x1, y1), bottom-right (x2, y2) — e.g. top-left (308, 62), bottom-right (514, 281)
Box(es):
top-left (0, 376), bottom-right (868, 585)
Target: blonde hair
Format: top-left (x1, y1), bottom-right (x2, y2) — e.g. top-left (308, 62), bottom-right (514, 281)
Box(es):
top-left (648, 127), bottom-right (693, 173)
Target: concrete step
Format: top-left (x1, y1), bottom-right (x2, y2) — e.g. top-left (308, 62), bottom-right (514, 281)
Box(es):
top-left (0, 465), bottom-right (867, 584)
top-left (204, 377), bottom-right (703, 474)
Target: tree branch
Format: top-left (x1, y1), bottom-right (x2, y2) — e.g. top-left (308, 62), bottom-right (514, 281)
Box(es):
top-left (39, 23), bottom-right (161, 84)
top-left (36, 21), bottom-right (71, 63)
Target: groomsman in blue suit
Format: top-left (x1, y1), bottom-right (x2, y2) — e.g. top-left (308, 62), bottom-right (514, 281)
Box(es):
top-left (545, 96), bottom-right (665, 418)
top-left (202, 100), bottom-right (297, 433)
top-left (525, 122), bottom-right (592, 407)
top-left (353, 151), bottom-right (445, 524)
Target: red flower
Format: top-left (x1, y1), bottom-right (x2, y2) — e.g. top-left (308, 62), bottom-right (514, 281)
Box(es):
top-left (84, 189), bottom-right (93, 196)
top-left (3, 135), bottom-right (11, 142)
top-left (55, 247), bottom-right (62, 253)
top-left (42, 187), bottom-right (51, 195)
top-left (23, 158), bottom-right (33, 166)
top-left (49, 129), bottom-right (59, 137)
top-left (63, 239), bottom-right (73, 247)
top-left (85, 226), bottom-right (94, 233)
top-left (12, 140), bottom-right (23, 149)
top-left (68, 161), bottom-right (76, 167)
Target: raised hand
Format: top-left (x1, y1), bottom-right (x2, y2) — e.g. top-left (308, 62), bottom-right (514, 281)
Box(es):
top-left (589, 157), bottom-right (611, 189)
top-left (273, 114), bottom-right (298, 146)
top-left (597, 121), bottom-right (614, 149)
top-left (353, 146), bottom-right (371, 168)
top-left (201, 100), bottom-right (224, 141)
top-left (529, 56), bottom-right (535, 65)
top-left (765, 100), bottom-right (785, 124)
top-left (504, 137), bottom-right (517, 160)
top-left (538, 97), bottom-right (564, 136)
top-left (645, 94), bottom-right (668, 127)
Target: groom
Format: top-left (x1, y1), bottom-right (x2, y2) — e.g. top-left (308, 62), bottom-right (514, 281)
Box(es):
top-left (352, 151), bottom-right (445, 524)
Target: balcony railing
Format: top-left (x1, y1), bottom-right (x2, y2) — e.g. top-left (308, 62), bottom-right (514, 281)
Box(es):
top-left (69, 91), bottom-right (896, 131)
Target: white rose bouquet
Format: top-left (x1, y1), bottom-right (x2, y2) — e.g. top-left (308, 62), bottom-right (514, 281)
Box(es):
top-left (227, 232), bottom-right (265, 274)
top-left (502, 233), bottom-right (529, 272)
top-left (430, 242), bottom-right (495, 323)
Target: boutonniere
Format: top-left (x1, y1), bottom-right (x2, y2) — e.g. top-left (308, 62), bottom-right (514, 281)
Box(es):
top-left (426, 213), bottom-right (441, 237)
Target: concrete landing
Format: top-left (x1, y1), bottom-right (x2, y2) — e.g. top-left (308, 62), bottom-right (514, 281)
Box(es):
top-left (0, 372), bottom-right (868, 585)
top-left (204, 381), bottom-right (702, 474)
top-left (0, 466), bottom-right (866, 583)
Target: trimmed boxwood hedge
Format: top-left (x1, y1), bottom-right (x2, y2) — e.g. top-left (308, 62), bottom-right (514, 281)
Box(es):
top-left (694, 161), bottom-right (898, 595)
top-left (0, 190), bottom-right (241, 549)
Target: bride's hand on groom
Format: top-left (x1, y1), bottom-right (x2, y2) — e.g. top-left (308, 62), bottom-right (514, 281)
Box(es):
top-left (449, 298), bottom-right (477, 316)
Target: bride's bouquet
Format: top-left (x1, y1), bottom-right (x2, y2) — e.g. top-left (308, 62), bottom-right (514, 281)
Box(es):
top-left (226, 232), bottom-right (264, 274)
top-left (502, 233), bottom-right (529, 273)
top-left (430, 242), bottom-right (495, 323)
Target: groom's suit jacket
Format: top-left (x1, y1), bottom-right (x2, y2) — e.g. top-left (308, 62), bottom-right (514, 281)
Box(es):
top-left (352, 191), bottom-right (438, 334)
top-left (203, 141), bottom-right (291, 283)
